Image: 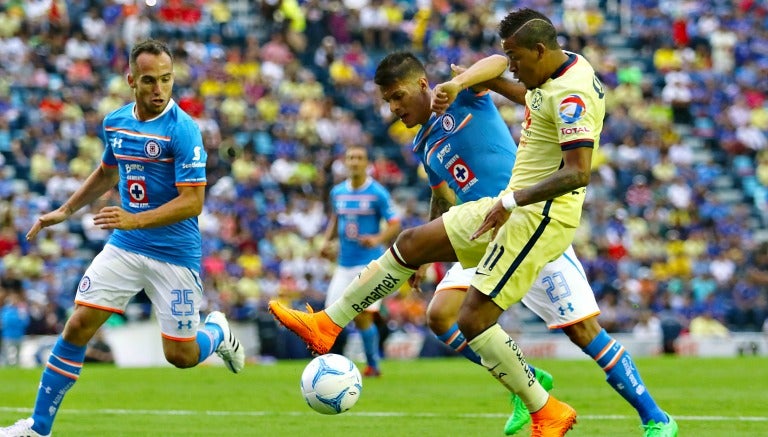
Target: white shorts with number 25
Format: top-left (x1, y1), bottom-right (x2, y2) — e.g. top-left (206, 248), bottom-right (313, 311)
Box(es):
top-left (75, 244), bottom-right (203, 341)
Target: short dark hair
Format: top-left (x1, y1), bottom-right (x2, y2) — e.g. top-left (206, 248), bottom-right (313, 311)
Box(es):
top-left (374, 52), bottom-right (427, 87)
top-left (498, 8), bottom-right (559, 50)
top-left (130, 39), bottom-right (174, 68)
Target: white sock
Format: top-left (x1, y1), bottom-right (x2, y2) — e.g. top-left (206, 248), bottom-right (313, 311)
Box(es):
top-left (468, 323), bottom-right (549, 412)
top-left (325, 245), bottom-right (417, 326)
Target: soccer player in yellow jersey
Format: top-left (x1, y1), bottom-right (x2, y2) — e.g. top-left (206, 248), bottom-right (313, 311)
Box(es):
top-left (437, 9), bottom-right (677, 437)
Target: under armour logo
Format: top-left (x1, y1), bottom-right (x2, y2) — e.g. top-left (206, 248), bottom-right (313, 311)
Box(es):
top-left (111, 137), bottom-right (123, 148)
top-left (557, 303), bottom-right (575, 316)
top-left (178, 320), bottom-right (192, 330)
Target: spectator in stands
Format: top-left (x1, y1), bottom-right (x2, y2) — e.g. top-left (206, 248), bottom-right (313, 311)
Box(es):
top-left (689, 310), bottom-right (730, 338)
top-left (632, 309), bottom-right (662, 342)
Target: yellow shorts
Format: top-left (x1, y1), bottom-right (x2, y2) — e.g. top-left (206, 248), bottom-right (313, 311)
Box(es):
top-left (444, 199), bottom-right (576, 310)
top-left (442, 197), bottom-right (497, 269)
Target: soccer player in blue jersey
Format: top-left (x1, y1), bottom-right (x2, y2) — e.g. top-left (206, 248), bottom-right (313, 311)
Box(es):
top-left (0, 40), bottom-right (245, 437)
top-left (320, 145), bottom-right (401, 376)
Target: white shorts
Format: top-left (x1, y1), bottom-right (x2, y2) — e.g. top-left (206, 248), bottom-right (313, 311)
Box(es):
top-left (75, 244), bottom-right (204, 341)
top-left (435, 245), bottom-right (600, 329)
top-left (326, 265), bottom-right (381, 312)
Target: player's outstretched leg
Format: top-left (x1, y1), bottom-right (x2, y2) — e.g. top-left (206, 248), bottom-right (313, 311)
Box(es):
top-left (505, 366), bottom-right (554, 435)
top-left (205, 311), bottom-right (245, 373)
top-left (582, 329), bottom-right (678, 436)
top-left (467, 324), bottom-right (576, 437)
top-left (268, 302), bottom-right (343, 355)
top-left (270, 246), bottom-right (418, 354)
top-left (0, 336), bottom-right (86, 437)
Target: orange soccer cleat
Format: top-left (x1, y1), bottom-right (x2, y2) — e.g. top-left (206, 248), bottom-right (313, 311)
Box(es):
top-left (529, 395), bottom-right (577, 437)
top-left (268, 301), bottom-right (342, 355)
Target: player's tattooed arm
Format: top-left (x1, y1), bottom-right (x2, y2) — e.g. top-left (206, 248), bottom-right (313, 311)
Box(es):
top-left (429, 182), bottom-right (457, 220)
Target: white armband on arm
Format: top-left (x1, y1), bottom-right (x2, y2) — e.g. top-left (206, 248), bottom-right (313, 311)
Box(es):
top-left (501, 192), bottom-right (517, 211)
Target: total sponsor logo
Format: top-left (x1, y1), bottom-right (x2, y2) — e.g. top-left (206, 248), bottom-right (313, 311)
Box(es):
top-left (560, 126), bottom-right (591, 135)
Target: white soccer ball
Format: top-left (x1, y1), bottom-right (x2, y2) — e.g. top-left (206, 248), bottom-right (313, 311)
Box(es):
top-left (300, 354), bottom-right (362, 415)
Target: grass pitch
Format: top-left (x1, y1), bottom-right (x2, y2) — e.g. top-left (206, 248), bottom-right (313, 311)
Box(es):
top-left (1, 356), bottom-right (766, 436)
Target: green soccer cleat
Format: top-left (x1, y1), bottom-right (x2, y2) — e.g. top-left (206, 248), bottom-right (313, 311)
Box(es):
top-left (642, 413), bottom-right (678, 437)
top-left (503, 368), bottom-right (555, 435)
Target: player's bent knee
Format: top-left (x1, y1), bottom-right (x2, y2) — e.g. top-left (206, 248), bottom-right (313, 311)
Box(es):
top-left (393, 228), bottom-right (420, 255)
top-left (164, 349), bottom-right (197, 368)
top-left (162, 341), bottom-right (199, 369)
top-left (426, 305), bottom-right (454, 334)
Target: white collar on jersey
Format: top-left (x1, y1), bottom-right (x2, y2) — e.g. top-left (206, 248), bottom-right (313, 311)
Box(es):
top-left (131, 99), bottom-right (176, 122)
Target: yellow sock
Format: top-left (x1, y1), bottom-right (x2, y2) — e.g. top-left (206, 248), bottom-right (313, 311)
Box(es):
top-left (325, 245), bottom-right (417, 327)
top-left (468, 323), bottom-right (549, 412)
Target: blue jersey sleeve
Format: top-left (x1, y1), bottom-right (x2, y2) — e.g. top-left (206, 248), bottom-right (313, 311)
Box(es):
top-left (172, 118), bottom-right (207, 186)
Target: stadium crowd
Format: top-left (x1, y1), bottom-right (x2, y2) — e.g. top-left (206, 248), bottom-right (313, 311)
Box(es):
top-left (1, 0), bottom-right (768, 363)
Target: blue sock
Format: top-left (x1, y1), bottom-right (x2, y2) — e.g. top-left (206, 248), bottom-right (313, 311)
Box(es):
top-left (31, 337), bottom-right (86, 435)
top-left (359, 324), bottom-right (380, 370)
top-left (197, 322), bottom-right (224, 363)
top-left (436, 323), bottom-right (481, 365)
top-left (583, 329), bottom-right (667, 424)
